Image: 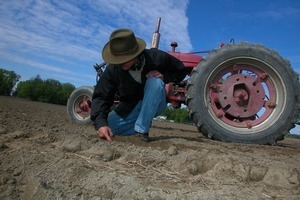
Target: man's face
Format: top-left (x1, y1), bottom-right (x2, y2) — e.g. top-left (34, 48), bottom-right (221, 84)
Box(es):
top-left (121, 57), bottom-right (137, 71)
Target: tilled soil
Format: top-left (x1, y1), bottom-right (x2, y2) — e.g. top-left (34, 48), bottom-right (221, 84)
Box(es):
top-left (0, 96), bottom-right (299, 200)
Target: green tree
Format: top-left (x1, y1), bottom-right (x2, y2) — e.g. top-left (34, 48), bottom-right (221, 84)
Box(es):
top-left (161, 106), bottom-right (192, 124)
top-left (41, 79), bottom-right (62, 103)
top-left (0, 68), bottom-right (21, 96)
top-left (15, 81), bottom-right (32, 98)
top-left (31, 75), bottom-right (44, 101)
top-left (173, 108), bottom-right (190, 123)
top-left (16, 75), bottom-right (43, 101)
top-left (16, 75), bottom-right (75, 105)
top-left (56, 83), bottom-right (75, 105)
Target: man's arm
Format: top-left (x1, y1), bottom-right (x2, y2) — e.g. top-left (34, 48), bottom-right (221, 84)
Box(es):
top-left (146, 49), bottom-right (187, 83)
top-left (90, 66), bottom-right (116, 131)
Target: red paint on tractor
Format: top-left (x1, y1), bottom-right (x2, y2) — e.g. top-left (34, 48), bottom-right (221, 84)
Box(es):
top-left (167, 52), bottom-right (202, 68)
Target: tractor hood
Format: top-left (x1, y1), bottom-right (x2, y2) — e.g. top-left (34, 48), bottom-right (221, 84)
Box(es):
top-left (167, 51), bottom-right (202, 68)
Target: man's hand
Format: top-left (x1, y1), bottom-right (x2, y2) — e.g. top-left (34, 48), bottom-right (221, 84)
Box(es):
top-left (97, 126), bottom-right (113, 141)
top-left (146, 70), bottom-right (163, 79)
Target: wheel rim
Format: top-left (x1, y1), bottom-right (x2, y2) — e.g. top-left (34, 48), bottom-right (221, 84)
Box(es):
top-left (73, 95), bottom-right (92, 121)
top-left (207, 57), bottom-right (286, 132)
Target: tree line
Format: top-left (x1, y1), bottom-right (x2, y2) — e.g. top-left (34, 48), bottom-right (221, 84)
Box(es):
top-left (0, 67), bottom-right (194, 122)
top-left (0, 68), bottom-right (75, 105)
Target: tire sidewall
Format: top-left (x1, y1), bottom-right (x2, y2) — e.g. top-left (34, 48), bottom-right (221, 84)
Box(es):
top-left (67, 86), bottom-right (94, 125)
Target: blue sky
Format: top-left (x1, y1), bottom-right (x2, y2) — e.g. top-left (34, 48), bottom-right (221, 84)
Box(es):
top-left (0, 0), bottom-right (300, 134)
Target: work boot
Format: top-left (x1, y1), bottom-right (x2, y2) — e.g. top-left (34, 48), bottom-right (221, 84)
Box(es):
top-left (136, 132), bottom-right (149, 143)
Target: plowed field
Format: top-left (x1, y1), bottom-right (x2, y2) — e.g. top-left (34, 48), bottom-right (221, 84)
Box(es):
top-left (0, 96), bottom-right (299, 200)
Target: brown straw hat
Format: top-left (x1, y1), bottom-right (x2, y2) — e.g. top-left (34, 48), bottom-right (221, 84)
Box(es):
top-left (102, 29), bottom-right (146, 64)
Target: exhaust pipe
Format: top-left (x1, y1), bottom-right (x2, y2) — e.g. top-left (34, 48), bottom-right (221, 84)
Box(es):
top-left (151, 17), bottom-right (161, 49)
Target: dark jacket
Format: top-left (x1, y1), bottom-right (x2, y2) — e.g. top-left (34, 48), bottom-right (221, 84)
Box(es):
top-left (90, 49), bottom-right (187, 130)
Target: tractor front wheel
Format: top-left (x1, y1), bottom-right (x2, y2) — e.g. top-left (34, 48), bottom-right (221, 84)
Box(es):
top-left (67, 86), bottom-right (94, 125)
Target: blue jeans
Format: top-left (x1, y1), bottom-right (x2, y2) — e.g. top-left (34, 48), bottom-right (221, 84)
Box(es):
top-left (108, 77), bottom-right (167, 135)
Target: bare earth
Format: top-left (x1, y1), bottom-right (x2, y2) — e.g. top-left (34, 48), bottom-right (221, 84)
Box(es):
top-left (0, 96), bottom-right (299, 200)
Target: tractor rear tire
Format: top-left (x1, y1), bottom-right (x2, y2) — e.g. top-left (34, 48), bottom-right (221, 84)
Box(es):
top-left (67, 86), bottom-right (94, 125)
top-left (186, 42), bottom-right (300, 145)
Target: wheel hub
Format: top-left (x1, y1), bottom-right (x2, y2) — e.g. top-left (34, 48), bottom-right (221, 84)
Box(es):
top-left (233, 88), bottom-right (249, 106)
top-left (75, 96), bottom-right (91, 118)
top-left (218, 74), bottom-right (265, 118)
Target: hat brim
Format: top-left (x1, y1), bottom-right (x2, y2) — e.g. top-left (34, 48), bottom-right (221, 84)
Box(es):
top-left (102, 38), bottom-right (146, 64)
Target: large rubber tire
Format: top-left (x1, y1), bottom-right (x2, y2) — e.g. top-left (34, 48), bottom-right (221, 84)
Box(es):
top-left (187, 43), bottom-right (300, 145)
top-left (67, 86), bottom-right (94, 125)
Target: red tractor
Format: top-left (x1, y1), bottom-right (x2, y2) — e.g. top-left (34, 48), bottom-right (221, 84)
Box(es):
top-left (67, 18), bottom-right (300, 145)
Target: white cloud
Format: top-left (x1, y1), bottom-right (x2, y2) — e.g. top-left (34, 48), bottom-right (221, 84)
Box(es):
top-left (0, 0), bottom-right (191, 86)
